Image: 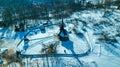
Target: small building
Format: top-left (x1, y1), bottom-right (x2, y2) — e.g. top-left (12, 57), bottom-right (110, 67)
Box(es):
top-left (40, 25), bottom-right (46, 33)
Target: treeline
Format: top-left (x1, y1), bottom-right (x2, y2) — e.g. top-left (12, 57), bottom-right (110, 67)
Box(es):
top-left (0, 4), bottom-right (71, 28)
top-left (0, 0), bottom-right (120, 28)
top-left (0, 4), bottom-right (51, 27)
top-left (73, 0), bottom-right (120, 9)
top-left (0, 0), bottom-right (30, 7)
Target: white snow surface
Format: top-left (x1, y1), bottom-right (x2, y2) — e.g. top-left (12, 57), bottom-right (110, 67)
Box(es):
top-left (0, 9), bottom-right (120, 67)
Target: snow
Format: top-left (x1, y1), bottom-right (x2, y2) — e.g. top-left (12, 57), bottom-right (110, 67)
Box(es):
top-left (0, 9), bottom-right (120, 67)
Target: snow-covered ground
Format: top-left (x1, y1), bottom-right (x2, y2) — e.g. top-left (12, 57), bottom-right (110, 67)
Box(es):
top-left (0, 9), bottom-right (120, 67)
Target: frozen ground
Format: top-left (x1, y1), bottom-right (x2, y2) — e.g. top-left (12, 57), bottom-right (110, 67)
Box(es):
top-left (0, 9), bottom-right (120, 67)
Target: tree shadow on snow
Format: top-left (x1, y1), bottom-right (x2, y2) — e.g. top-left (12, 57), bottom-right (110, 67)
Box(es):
top-left (61, 40), bottom-right (83, 67)
top-left (14, 32), bottom-right (25, 39)
top-left (77, 32), bottom-right (85, 41)
top-left (61, 40), bottom-right (74, 52)
top-left (0, 28), bottom-right (7, 38)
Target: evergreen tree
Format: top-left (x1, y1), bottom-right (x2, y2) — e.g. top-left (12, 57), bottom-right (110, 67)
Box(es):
top-left (2, 7), bottom-right (13, 27)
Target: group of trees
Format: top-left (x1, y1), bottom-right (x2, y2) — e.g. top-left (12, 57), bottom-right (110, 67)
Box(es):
top-left (115, 0), bottom-right (120, 9)
top-left (0, 4), bottom-right (48, 28)
top-left (0, 3), bottom-right (69, 28)
top-left (2, 7), bottom-right (13, 27)
top-left (0, 0), bottom-right (120, 29)
top-left (73, 0), bottom-right (120, 9)
top-left (1, 49), bottom-right (23, 67)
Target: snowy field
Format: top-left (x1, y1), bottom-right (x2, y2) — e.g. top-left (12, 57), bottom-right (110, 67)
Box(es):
top-left (0, 9), bottom-right (120, 67)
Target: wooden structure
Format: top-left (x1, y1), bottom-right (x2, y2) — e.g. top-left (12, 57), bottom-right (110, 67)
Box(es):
top-left (58, 20), bottom-right (69, 41)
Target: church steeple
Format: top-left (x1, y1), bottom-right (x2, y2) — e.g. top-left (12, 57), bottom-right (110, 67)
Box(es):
top-left (58, 19), bottom-right (69, 41)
